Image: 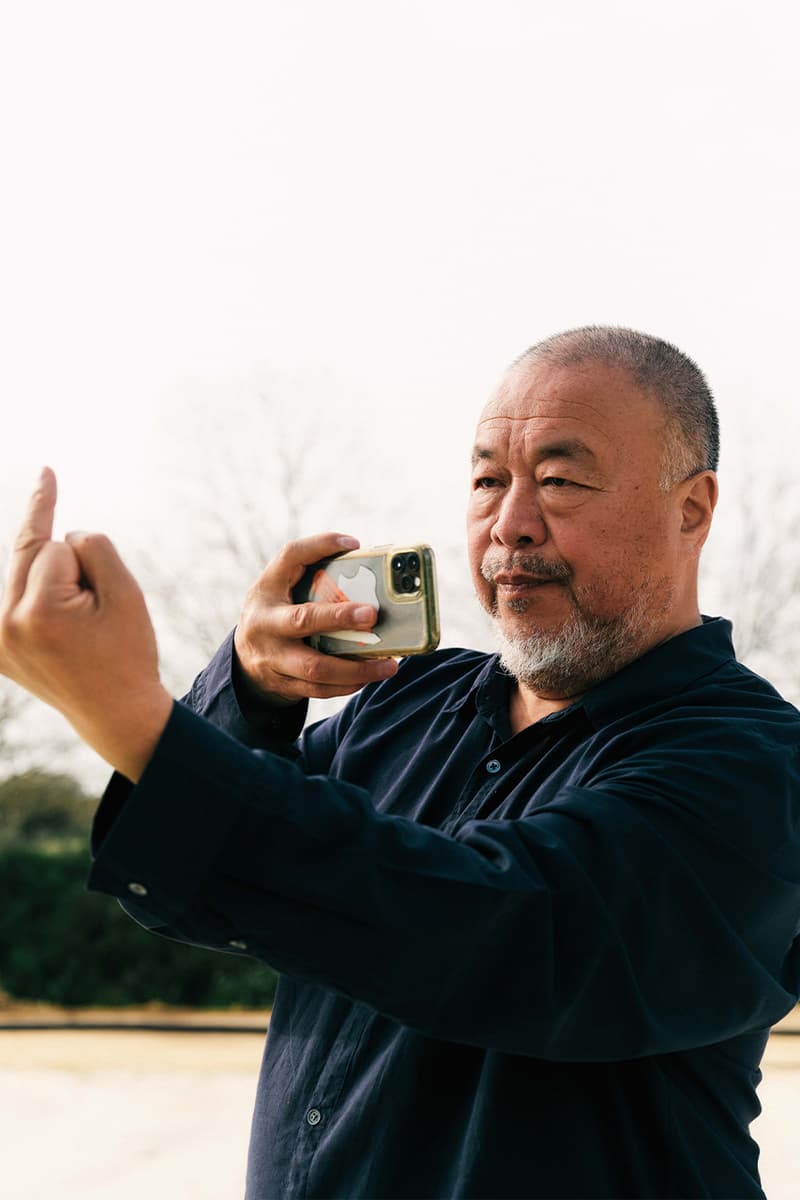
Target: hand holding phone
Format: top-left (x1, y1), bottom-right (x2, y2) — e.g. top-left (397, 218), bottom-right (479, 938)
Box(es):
top-left (233, 533), bottom-right (401, 707)
top-left (294, 544), bottom-right (440, 658)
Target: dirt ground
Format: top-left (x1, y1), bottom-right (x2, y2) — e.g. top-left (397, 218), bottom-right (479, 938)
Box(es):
top-left (1, 1005), bottom-right (798, 1199)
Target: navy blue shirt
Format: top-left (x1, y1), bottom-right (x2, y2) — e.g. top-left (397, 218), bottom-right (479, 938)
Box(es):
top-left (90, 617), bottom-right (800, 1199)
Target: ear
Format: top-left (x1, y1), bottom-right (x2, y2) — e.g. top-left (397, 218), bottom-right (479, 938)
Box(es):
top-left (679, 471), bottom-right (718, 553)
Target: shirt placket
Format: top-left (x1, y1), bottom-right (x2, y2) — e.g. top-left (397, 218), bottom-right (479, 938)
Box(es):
top-left (285, 1004), bottom-right (372, 1198)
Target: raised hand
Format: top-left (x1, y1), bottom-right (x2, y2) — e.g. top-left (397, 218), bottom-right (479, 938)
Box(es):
top-left (0, 469), bottom-right (172, 780)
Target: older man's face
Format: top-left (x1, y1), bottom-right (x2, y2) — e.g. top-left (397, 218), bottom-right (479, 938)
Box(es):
top-left (467, 359), bottom-right (698, 696)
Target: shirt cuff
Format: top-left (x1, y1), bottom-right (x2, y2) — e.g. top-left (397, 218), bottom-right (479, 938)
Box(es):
top-left (88, 701), bottom-right (266, 925)
top-left (185, 628), bottom-right (308, 748)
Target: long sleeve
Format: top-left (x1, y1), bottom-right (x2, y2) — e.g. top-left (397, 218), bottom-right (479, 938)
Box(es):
top-left (88, 673), bottom-right (800, 1062)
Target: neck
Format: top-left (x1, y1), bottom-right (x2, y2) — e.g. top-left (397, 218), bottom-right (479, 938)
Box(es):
top-left (506, 607), bottom-right (705, 734)
top-left (509, 684), bottom-right (578, 734)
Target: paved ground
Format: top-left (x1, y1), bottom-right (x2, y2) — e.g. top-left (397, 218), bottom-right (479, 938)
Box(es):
top-left (755, 1030), bottom-right (800, 1198)
top-left (0, 1008), bottom-right (798, 1199)
top-left (0, 1026), bottom-right (264, 1200)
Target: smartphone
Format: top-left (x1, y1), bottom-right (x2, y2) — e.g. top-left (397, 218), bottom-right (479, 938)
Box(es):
top-left (294, 544), bottom-right (440, 658)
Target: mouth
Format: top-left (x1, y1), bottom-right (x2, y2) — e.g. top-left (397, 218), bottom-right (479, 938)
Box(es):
top-left (493, 573), bottom-right (563, 590)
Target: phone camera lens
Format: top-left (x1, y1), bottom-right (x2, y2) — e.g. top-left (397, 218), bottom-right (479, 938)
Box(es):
top-left (400, 574), bottom-right (416, 593)
top-left (406, 553), bottom-right (420, 572)
top-left (391, 555), bottom-right (406, 572)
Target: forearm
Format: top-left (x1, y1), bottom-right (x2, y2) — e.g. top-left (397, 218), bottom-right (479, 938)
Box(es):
top-left (75, 685), bottom-right (174, 783)
top-left (89, 701), bottom-right (799, 1061)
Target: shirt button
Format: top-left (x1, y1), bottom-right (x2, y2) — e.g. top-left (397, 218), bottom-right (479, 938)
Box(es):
top-left (306, 1108), bottom-right (322, 1127)
top-left (228, 939), bottom-right (248, 951)
top-left (127, 882), bottom-right (149, 896)
top-left (486, 759), bottom-right (502, 774)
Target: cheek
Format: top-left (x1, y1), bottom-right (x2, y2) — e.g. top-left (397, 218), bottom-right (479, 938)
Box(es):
top-left (467, 543), bottom-right (487, 592)
top-left (466, 508), bottom-right (488, 556)
top-left (575, 525), bottom-right (673, 604)
top-left (466, 518), bottom-right (492, 594)
top-left (564, 527), bottom-right (648, 600)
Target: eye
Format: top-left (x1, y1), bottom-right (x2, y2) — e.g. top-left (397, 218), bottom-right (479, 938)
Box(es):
top-left (473, 475), bottom-right (503, 489)
top-left (541, 476), bottom-right (576, 488)
top-left (539, 476), bottom-right (595, 505)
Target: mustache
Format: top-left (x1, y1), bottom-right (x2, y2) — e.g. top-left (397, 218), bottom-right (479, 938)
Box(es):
top-left (481, 554), bottom-right (572, 585)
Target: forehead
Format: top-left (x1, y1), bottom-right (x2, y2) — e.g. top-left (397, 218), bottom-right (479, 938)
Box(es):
top-left (475, 360), bottom-right (665, 463)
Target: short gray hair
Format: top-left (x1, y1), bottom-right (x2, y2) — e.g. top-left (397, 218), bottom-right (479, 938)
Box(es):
top-left (512, 326), bottom-right (720, 490)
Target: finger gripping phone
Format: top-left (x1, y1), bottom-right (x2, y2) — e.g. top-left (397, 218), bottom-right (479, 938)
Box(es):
top-left (294, 544), bottom-right (440, 657)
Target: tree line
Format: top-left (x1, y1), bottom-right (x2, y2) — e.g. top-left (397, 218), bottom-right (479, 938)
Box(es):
top-left (0, 769), bottom-right (277, 1008)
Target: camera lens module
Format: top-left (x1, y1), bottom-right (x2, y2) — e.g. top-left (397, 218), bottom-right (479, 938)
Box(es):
top-left (406, 552), bottom-right (420, 572)
top-left (391, 555), bottom-right (406, 573)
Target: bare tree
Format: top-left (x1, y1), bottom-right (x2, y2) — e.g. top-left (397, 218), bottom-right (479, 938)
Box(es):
top-left (701, 468), bottom-right (800, 704)
top-left (0, 681), bottom-right (29, 776)
top-left (132, 377), bottom-right (384, 693)
top-left (0, 522), bottom-right (34, 775)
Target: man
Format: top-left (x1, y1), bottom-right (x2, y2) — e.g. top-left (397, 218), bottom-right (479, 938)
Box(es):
top-left (2, 326), bottom-right (799, 1199)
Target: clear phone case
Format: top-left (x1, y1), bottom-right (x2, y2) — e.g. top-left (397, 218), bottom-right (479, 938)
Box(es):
top-left (294, 544), bottom-right (440, 657)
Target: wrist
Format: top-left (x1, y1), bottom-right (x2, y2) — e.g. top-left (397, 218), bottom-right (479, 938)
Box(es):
top-left (232, 640), bottom-right (302, 715)
top-left (72, 685), bottom-right (174, 783)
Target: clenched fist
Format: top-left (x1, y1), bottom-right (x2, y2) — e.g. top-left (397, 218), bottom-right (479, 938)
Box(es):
top-left (0, 468), bottom-right (173, 781)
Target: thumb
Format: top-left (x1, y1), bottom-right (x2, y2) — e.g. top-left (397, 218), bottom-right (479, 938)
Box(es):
top-left (4, 467), bottom-right (58, 608)
top-left (64, 530), bottom-right (142, 605)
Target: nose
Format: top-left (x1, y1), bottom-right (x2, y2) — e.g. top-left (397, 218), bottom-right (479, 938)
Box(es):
top-left (490, 478), bottom-right (548, 548)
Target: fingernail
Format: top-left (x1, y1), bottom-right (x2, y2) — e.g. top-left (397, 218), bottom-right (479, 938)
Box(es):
top-left (378, 659), bottom-right (399, 676)
top-left (354, 605), bottom-right (377, 623)
top-left (337, 535), bottom-right (359, 549)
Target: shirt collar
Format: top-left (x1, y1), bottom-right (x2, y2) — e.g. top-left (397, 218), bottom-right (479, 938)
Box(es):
top-left (444, 616), bottom-right (736, 734)
top-left (580, 615), bottom-right (736, 728)
top-left (441, 654), bottom-right (506, 724)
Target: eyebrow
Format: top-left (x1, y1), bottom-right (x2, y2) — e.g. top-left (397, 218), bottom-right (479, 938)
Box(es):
top-left (471, 439), bottom-right (598, 466)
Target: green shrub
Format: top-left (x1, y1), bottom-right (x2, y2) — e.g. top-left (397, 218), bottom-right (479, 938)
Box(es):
top-left (0, 845), bottom-right (277, 1008)
top-left (0, 770), bottom-right (95, 850)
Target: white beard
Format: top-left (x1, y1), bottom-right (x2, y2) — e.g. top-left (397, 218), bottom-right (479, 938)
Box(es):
top-left (492, 589), bottom-right (668, 697)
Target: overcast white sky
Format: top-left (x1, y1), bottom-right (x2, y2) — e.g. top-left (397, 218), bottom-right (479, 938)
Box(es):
top-left (1, 0), bottom-right (799, 686)
top-left (3, 0), bottom-right (799, 522)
